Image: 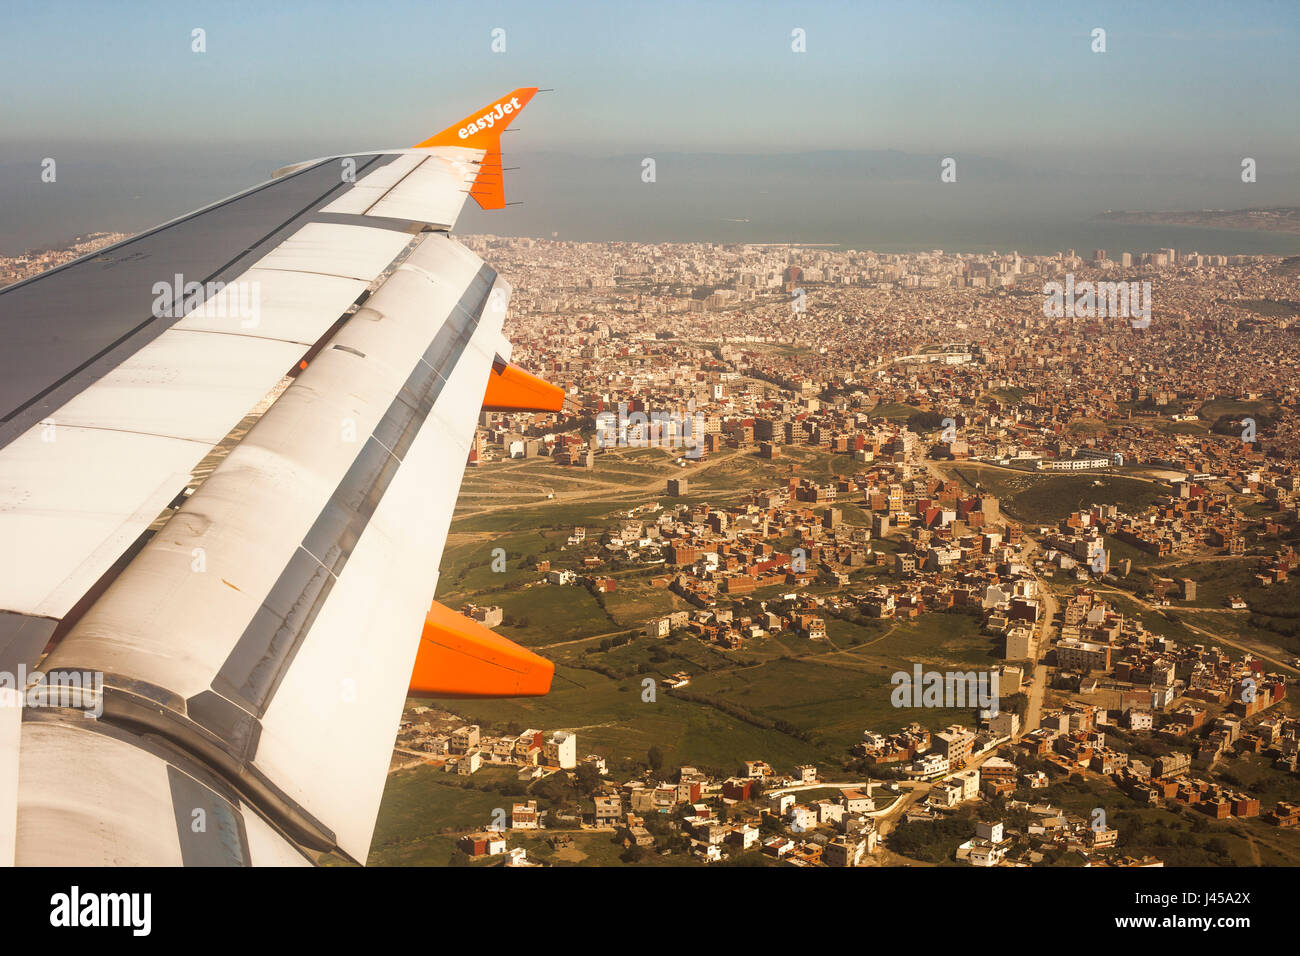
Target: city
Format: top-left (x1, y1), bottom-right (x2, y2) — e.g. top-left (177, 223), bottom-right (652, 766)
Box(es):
top-left (353, 236), bottom-right (1300, 867)
top-left (1, 0), bottom-right (1295, 937)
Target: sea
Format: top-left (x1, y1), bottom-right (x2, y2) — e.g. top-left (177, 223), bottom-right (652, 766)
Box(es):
top-left (3, 143), bottom-right (1298, 258)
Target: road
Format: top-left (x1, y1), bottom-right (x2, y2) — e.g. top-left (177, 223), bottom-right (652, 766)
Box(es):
top-left (453, 448), bottom-right (744, 518)
top-left (942, 457), bottom-right (1173, 487)
top-left (1091, 583), bottom-right (1300, 676)
top-left (925, 457), bottom-right (1053, 737)
top-left (1018, 531), bottom-right (1055, 737)
top-left (871, 745), bottom-right (1012, 840)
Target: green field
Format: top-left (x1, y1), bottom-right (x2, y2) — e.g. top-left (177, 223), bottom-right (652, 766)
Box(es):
top-left (1029, 775), bottom-right (1292, 867)
top-left (985, 387), bottom-right (1029, 404)
top-left (368, 766), bottom-right (516, 866)
top-left (415, 450), bottom-right (1014, 786)
top-left (409, 609), bottom-right (999, 784)
top-left (373, 436), bottom-right (1300, 867)
top-left (1154, 558), bottom-right (1258, 610)
top-left (1232, 299), bottom-right (1300, 318)
top-left (868, 402), bottom-right (926, 421)
top-left (944, 462), bottom-right (1165, 525)
top-left (1198, 398), bottom-right (1279, 422)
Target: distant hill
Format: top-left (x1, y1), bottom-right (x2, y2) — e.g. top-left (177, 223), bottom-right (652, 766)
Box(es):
top-left (1094, 207), bottom-right (1300, 234)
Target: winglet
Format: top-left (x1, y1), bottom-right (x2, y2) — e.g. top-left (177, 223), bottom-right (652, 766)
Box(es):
top-left (414, 87), bottom-right (539, 210)
top-left (415, 87), bottom-right (538, 151)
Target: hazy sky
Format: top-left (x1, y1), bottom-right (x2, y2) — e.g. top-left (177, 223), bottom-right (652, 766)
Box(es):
top-left (5, 0), bottom-right (1298, 159)
top-left (2, 1), bottom-right (1298, 254)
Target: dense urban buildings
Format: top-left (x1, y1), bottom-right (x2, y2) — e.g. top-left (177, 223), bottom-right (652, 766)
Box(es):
top-left (370, 235), bottom-right (1300, 867)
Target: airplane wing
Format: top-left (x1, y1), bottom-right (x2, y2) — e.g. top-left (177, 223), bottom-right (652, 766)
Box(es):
top-left (0, 88), bottom-right (560, 866)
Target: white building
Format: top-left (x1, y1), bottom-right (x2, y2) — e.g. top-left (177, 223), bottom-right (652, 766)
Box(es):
top-left (967, 840), bottom-right (1009, 867)
top-left (789, 804), bottom-right (816, 833)
top-left (815, 801), bottom-right (845, 825)
top-left (546, 730), bottom-right (577, 769)
top-left (769, 793), bottom-right (796, 815)
top-left (1036, 454), bottom-right (1112, 471)
top-left (911, 753), bottom-right (950, 778)
top-left (987, 711), bottom-right (1021, 738)
top-left (932, 770), bottom-right (980, 807)
top-left (454, 751), bottom-right (483, 775)
top-left (729, 825), bottom-right (759, 850)
top-left (1126, 709), bottom-right (1153, 731)
top-left (975, 820), bottom-right (1004, 842)
top-left (504, 847), bottom-right (541, 867)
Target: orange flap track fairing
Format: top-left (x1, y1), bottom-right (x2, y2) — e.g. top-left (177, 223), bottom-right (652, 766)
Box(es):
top-left (409, 600), bottom-right (554, 698)
top-left (482, 356), bottom-right (566, 413)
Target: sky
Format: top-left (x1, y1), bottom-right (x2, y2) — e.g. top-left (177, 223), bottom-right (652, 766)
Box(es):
top-left (2, 0), bottom-right (1298, 252)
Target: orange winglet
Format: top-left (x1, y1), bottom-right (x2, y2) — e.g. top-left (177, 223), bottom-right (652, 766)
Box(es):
top-left (482, 356), bottom-right (566, 413)
top-left (414, 87), bottom-right (538, 210)
top-left (409, 600), bottom-right (553, 699)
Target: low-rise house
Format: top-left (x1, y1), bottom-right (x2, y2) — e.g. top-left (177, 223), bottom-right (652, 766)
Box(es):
top-left (511, 801), bottom-right (540, 830)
